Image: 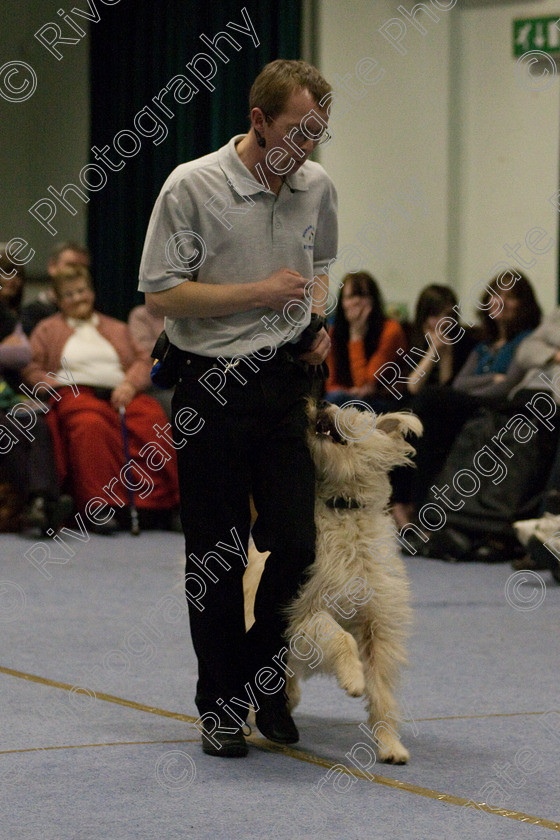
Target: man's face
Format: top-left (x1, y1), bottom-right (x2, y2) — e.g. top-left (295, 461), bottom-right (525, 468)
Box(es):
top-left (48, 249), bottom-right (90, 278)
top-left (260, 87), bottom-right (330, 173)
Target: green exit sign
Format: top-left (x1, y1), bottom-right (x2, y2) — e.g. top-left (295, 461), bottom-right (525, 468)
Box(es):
top-left (514, 17), bottom-right (560, 56)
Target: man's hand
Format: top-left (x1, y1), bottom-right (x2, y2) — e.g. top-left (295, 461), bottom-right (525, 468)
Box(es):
top-left (299, 327), bottom-right (330, 365)
top-left (111, 381), bottom-right (136, 410)
top-left (259, 269), bottom-right (307, 311)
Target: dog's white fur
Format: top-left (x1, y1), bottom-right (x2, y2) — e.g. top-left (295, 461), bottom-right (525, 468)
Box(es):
top-left (244, 401), bottom-right (422, 764)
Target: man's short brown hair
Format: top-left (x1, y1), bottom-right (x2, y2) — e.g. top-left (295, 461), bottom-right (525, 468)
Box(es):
top-left (249, 59), bottom-right (331, 120)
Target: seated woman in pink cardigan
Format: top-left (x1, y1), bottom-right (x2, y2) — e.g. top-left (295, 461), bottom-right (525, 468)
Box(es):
top-left (324, 271), bottom-right (407, 411)
top-left (23, 266), bottom-right (179, 534)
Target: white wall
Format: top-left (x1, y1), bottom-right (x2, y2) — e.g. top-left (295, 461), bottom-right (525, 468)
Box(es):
top-left (455, 0), bottom-right (560, 315)
top-left (0, 0), bottom-right (90, 278)
top-left (317, 0), bottom-right (560, 319)
top-left (317, 0), bottom-right (453, 316)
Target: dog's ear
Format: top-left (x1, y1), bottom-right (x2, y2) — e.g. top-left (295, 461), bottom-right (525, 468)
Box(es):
top-left (306, 397), bottom-right (318, 422)
top-left (375, 412), bottom-right (423, 439)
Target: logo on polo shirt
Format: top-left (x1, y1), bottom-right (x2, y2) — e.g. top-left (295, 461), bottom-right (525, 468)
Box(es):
top-left (302, 225), bottom-right (315, 251)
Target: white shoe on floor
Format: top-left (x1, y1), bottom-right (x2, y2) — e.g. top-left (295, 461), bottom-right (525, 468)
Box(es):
top-left (514, 513), bottom-right (560, 548)
top-left (513, 518), bottom-right (541, 547)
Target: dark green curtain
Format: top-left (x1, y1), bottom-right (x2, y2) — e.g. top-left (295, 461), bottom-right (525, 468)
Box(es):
top-left (88, 0), bottom-right (302, 320)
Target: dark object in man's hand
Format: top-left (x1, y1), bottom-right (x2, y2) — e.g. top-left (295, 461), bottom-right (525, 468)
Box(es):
top-left (291, 314), bottom-right (328, 355)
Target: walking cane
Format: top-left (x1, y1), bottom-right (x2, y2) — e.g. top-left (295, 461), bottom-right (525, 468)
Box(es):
top-left (119, 406), bottom-right (141, 536)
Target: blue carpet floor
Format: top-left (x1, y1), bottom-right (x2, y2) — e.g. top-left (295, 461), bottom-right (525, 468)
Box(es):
top-left (0, 532), bottom-right (558, 839)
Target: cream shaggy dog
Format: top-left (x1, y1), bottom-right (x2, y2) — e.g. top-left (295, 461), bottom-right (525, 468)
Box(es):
top-left (244, 400), bottom-right (421, 764)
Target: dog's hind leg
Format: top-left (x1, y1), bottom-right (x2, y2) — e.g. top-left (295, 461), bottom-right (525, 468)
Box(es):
top-left (359, 629), bottom-right (410, 764)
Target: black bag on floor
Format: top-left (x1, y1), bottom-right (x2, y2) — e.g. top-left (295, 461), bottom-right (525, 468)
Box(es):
top-left (427, 399), bottom-right (560, 541)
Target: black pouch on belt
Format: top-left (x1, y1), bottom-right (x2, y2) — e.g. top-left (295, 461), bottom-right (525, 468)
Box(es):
top-left (150, 330), bottom-right (182, 389)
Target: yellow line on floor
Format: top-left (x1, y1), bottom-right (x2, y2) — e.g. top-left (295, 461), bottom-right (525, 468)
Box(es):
top-left (0, 739), bottom-right (199, 756)
top-left (250, 739), bottom-right (560, 831)
top-left (2, 664), bottom-right (559, 832)
top-left (415, 710), bottom-right (560, 722)
top-left (329, 710), bottom-right (560, 725)
top-left (0, 665), bottom-right (199, 723)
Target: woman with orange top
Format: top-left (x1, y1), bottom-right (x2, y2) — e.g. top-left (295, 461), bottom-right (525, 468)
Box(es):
top-left (325, 271), bottom-right (407, 410)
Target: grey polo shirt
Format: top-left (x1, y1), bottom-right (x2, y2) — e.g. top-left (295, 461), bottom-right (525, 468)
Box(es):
top-left (138, 135), bottom-right (338, 357)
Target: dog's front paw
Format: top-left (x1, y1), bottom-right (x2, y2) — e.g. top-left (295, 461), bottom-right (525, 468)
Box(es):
top-left (378, 742), bottom-right (410, 765)
top-left (339, 662), bottom-right (365, 697)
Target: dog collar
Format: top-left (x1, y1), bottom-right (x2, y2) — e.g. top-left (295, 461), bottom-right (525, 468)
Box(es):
top-left (326, 496), bottom-right (362, 510)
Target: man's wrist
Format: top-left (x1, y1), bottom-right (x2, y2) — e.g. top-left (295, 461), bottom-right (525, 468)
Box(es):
top-left (249, 279), bottom-right (267, 309)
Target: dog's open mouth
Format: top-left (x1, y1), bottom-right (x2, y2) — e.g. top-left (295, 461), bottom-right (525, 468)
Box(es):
top-left (315, 408), bottom-right (347, 445)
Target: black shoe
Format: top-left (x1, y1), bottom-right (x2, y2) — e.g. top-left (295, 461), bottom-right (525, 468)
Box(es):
top-left (427, 527), bottom-right (474, 562)
top-left (137, 508), bottom-right (181, 531)
top-left (23, 494), bottom-right (72, 536)
top-left (46, 494), bottom-right (73, 534)
top-left (470, 543), bottom-right (510, 563)
top-left (200, 719), bottom-right (248, 758)
top-left (400, 528), bottom-right (431, 557)
top-left (255, 696), bottom-right (299, 744)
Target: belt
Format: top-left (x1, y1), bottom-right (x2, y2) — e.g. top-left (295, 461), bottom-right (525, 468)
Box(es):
top-left (178, 345), bottom-right (297, 376)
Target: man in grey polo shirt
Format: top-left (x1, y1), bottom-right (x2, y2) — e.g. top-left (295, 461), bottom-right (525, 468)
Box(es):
top-left (139, 60), bottom-right (337, 757)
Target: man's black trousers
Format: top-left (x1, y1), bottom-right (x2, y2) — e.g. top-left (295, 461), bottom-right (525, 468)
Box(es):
top-left (172, 352), bottom-right (316, 717)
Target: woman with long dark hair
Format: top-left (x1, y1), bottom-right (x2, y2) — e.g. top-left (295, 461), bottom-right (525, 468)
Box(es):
top-left (408, 272), bottom-right (540, 509)
top-left (400, 271), bottom-right (545, 558)
top-left (406, 284), bottom-right (475, 395)
top-left (325, 271), bottom-right (407, 408)
top-left (391, 284), bottom-right (476, 528)
top-left (451, 273), bottom-right (541, 398)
